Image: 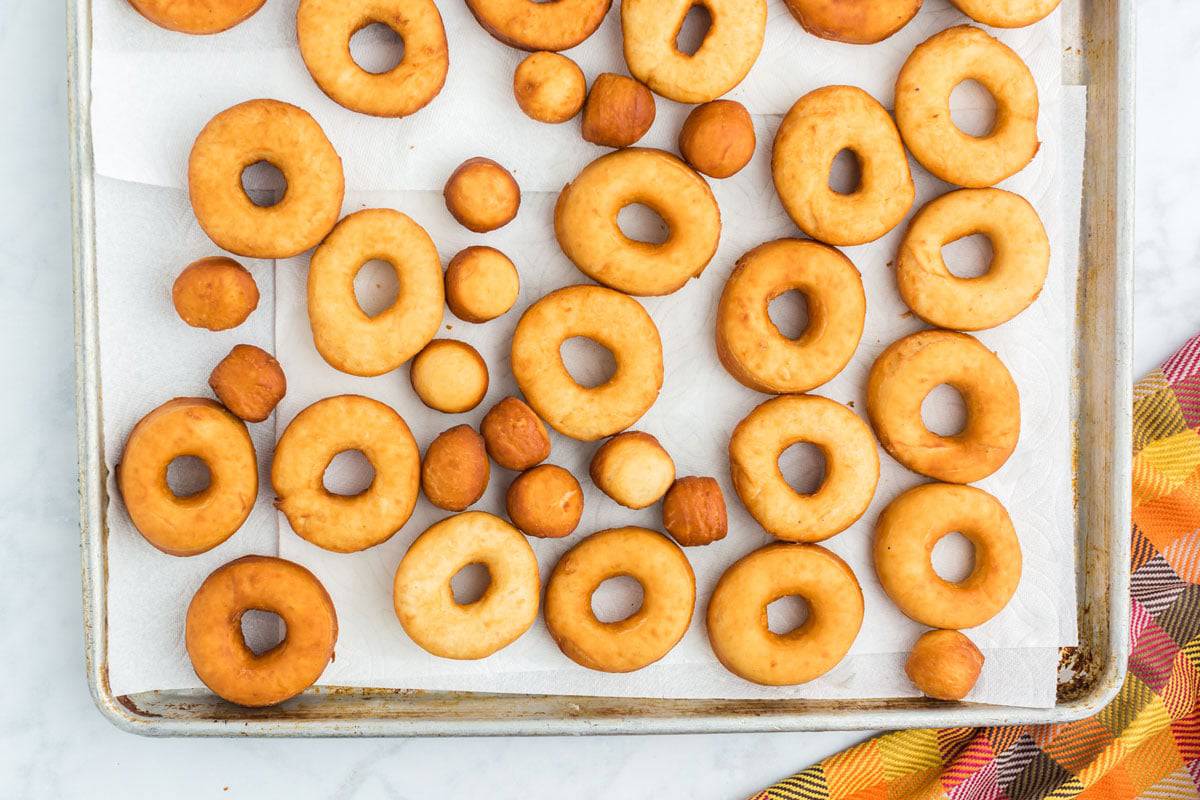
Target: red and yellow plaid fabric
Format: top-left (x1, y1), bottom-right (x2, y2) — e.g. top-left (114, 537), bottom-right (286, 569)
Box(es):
top-left (752, 336), bottom-right (1200, 800)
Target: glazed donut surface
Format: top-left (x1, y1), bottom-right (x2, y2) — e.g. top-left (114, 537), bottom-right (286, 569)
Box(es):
top-left (464, 0), bottom-right (611, 51)
top-left (127, 0), bottom-right (266, 34)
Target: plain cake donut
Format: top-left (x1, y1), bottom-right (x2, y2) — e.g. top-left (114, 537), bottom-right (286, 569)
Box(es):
top-left (464, 0), bottom-right (611, 52)
top-left (127, 0), bottom-right (266, 34)
top-left (783, 0), bottom-right (921, 44)
top-left (950, 0), bottom-right (1061, 28)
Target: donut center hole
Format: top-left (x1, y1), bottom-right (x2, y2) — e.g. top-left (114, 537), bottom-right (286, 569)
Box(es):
top-left (778, 442), bottom-right (827, 496)
top-left (322, 449), bottom-right (376, 496)
top-left (932, 532), bottom-right (976, 584)
top-left (674, 4), bottom-right (713, 56)
top-left (767, 289), bottom-right (811, 340)
top-left (450, 562), bottom-right (492, 606)
top-left (921, 384), bottom-right (968, 437)
top-left (240, 160), bottom-right (287, 207)
top-left (766, 595), bottom-right (811, 635)
top-left (560, 336), bottom-right (617, 389)
top-left (240, 609), bottom-right (286, 657)
top-left (949, 80), bottom-right (998, 138)
top-left (591, 575), bottom-right (644, 624)
top-left (166, 456), bottom-right (212, 498)
top-left (616, 203), bottom-right (670, 245)
top-left (941, 233), bottom-right (994, 279)
top-left (349, 22), bottom-right (405, 75)
top-left (353, 259), bottom-right (400, 318)
top-left (828, 149), bottom-right (863, 196)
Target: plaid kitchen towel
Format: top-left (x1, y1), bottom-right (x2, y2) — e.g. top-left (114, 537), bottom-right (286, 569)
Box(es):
top-left (751, 335), bottom-right (1200, 800)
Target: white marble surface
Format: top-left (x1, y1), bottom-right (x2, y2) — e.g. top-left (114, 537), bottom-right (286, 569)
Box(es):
top-left (0, 0), bottom-right (1189, 797)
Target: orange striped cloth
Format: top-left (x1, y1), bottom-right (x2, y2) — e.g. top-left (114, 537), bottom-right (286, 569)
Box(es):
top-left (751, 336), bottom-right (1200, 799)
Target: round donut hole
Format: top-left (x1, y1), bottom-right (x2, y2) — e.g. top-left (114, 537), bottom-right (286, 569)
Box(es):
top-left (827, 149), bottom-right (863, 196)
top-left (348, 22), bottom-right (405, 75)
top-left (941, 233), bottom-right (995, 279)
top-left (560, 336), bottom-right (618, 389)
top-left (777, 441), bottom-right (827, 496)
top-left (239, 608), bottom-right (287, 656)
top-left (616, 203), bottom-right (670, 245)
top-left (949, 79), bottom-right (998, 139)
top-left (166, 455), bottom-right (212, 498)
top-left (766, 594), bottom-right (811, 635)
top-left (767, 289), bottom-right (811, 340)
top-left (674, 4), bottom-right (713, 56)
top-left (322, 449), bottom-right (377, 497)
top-left (450, 562), bottom-right (492, 606)
top-left (353, 258), bottom-right (401, 318)
top-left (920, 383), bottom-right (969, 437)
top-left (240, 160), bottom-right (287, 207)
top-left (590, 575), bottom-right (645, 624)
top-left (931, 531), bottom-right (976, 584)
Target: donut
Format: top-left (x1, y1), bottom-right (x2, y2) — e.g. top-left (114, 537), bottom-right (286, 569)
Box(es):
top-left (421, 425), bottom-right (490, 512)
top-left (621, 0), bottom-right (766, 104)
top-left (513, 52), bottom-right (587, 124)
top-left (186, 556), bottom-right (337, 707)
top-left (511, 285), bottom-right (663, 441)
top-left (874, 482), bottom-right (1021, 629)
top-left (707, 544), bottom-right (864, 685)
top-left (866, 330), bottom-right (1019, 483)
top-left (949, 0), bottom-right (1061, 28)
top-left (905, 629), bottom-right (984, 701)
top-left (716, 239), bottom-right (866, 394)
top-left (555, 149), bottom-right (721, 296)
top-left (272, 395), bottom-right (420, 553)
top-left (772, 85), bottom-right (915, 247)
top-left (127, 0), bottom-right (266, 34)
top-left (117, 398), bottom-right (257, 557)
top-left (443, 158), bottom-right (521, 233)
top-left (393, 512), bottom-right (540, 659)
top-left (895, 26), bottom-right (1039, 188)
top-left (445, 247), bottom-right (520, 324)
top-left (208, 344), bottom-right (287, 423)
top-left (589, 431), bottom-right (675, 510)
top-left (409, 340), bottom-right (490, 414)
top-left (782, 0), bottom-right (921, 44)
top-left (307, 208), bottom-right (443, 378)
top-left (897, 189), bottom-right (1050, 331)
top-left (172, 256), bottom-right (259, 331)
top-left (662, 476), bottom-right (728, 547)
top-left (506, 464), bottom-right (584, 539)
top-left (678, 100), bottom-right (756, 179)
top-left (480, 397), bottom-right (551, 471)
top-left (729, 395), bottom-right (879, 542)
top-left (188, 99), bottom-right (344, 259)
top-left (463, 0), bottom-right (611, 52)
top-left (544, 527), bottom-right (695, 672)
top-left (580, 73), bottom-right (656, 149)
top-left (296, 0), bottom-right (448, 118)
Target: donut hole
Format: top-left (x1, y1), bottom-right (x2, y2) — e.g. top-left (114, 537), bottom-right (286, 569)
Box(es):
top-left (322, 449), bottom-right (376, 496)
top-left (560, 336), bottom-right (617, 389)
top-left (767, 289), bottom-right (811, 340)
top-left (240, 609), bottom-right (286, 657)
top-left (827, 149), bottom-right (863, 196)
top-left (616, 203), bottom-right (670, 245)
top-left (450, 562), bottom-right (492, 606)
top-left (349, 22), bottom-right (406, 75)
top-left (353, 259), bottom-right (401, 318)
top-left (941, 233), bottom-right (994, 279)
top-left (777, 442), bottom-right (827, 496)
top-left (240, 160), bottom-right (287, 207)
top-left (166, 455), bottom-right (212, 498)
top-left (674, 4), bottom-right (713, 56)
top-left (590, 575), bottom-right (645, 623)
top-left (949, 79), bottom-right (998, 138)
top-left (931, 532), bottom-right (976, 584)
top-left (921, 384), bottom-right (968, 437)
top-left (766, 595), bottom-right (811, 635)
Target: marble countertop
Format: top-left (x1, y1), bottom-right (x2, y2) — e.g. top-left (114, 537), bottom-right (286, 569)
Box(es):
top-left (0, 1), bottom-right (1191, 796)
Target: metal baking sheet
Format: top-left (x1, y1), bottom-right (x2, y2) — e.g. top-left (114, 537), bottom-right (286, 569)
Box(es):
top-left (70, 0), bottom-right (1134, 735)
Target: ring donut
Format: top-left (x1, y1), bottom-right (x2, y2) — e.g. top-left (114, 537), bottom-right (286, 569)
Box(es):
top-left (511, 285), bottom-right (663, 442)
top-left (949, 0), bottom-right (1060, 28)
top-left (895, 26), bottom-right (1039, 188)
top-left (773, 86), bottom-right (915, 247)
top-left (717, 239), bottom-right (865, 394)
top-left (117, 398), bottom-right (257, 557)
top-left (189, 99), bottom-right (345, 259)
top-left (555, 148), bottom-right (721, 297)
top-left (897, 189), bottom-right (1050, 331)
top-left (707, 544), bottom-right (863, 685)
top-left (464, 0), bottom-right (611, 51)
top-left (874, 483), bottom-right (1021, 629)
top-left (729, 395), bottom-right (879, 542)
top-left (393, 512), bottom-right (540, 659)
top-left (866, 330), bottom-right (1019, 484)
top-left (127, 0), bottom-right (266, 34)
top-left (297, 0), bottom-right (449, 118)
top-left (308, 209), bottom-right (443, 377)
top-left (272, 395), bottom-right (420, 552)
top-left (186, 556), bottom-right (337, 707)
top-left (544, 527), bottom-right (695, 672)
top-left (621, 0), bottom-right (766, 104)
top-left (782, 0), bottom-right (921, 44)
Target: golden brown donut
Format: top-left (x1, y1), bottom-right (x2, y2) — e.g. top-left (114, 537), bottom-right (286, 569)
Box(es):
top-left (866, 330), bottom-right (1019, 483)
top-left (186, 556), bottom-right (337, 707)
top-left (272, 395), bottom-right (420, 552)
top-left (513, 52), bottom-right (587, 124)
top-left (480, 397), bottom-right (551, 471)
top-left (117, 398), bottom-right (257, 557)
top-left (580, 73), bottom-right (656, 149)
top-left (906, 629), bottom-right (984, 701)
top-left (409, 340), bottom-right (490, 414)
top-left (897, 189), bottom-right (1049, 331)
top-left (208, 344), bottom-right (287, 423)
top-left (511, 285), bottom-right (663, 441)
top-left (172, 256), bottom-right (259, 331)
top-left (188, 99), bottom-right (344, 259)
top-left (445, 247), bottom-right (520, 324)
top-left (464, 0), bottom-right (611, 52)
top-left (393, 512), bottom-right (540, 659)
top-left (297, 0), bottom-right (449, 118)
top-left (950, 0), bottom-right (1060, 28)
top-left (772, 85), bottom-right (915, 247)
top-left (729, 395), bottom-right (879, 542)
top-left (662, 476), bottom-right (728, 547)
top-left (895, 26), bottom-right (1039, 188)
top-left (545, 527), bottom-right (695, 672)
top-left (678, 100), bottom-right (756, 179)
top-left (127, 0), bottom-right (266, 34)
top-left (443, 158), bottom-right (521, 233)
top-left (506, 464), bottom-right (584, 539)
top-left (421, 425), bottom-right (490, 512)
top-left (707, 544), bottom-right (864, 685)
top-left (783, 0), bottom-right (921, 44)
top-left (716, 239), bottom-right (866, 394)
top-left (589, 431), bottom-right (675, 510)
top-left (555, 149), bottom-right (721, 296)
top-left (307, 208), bottom-right (443, 378)
top-left (874, 483), bottom-right (1021, 629)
